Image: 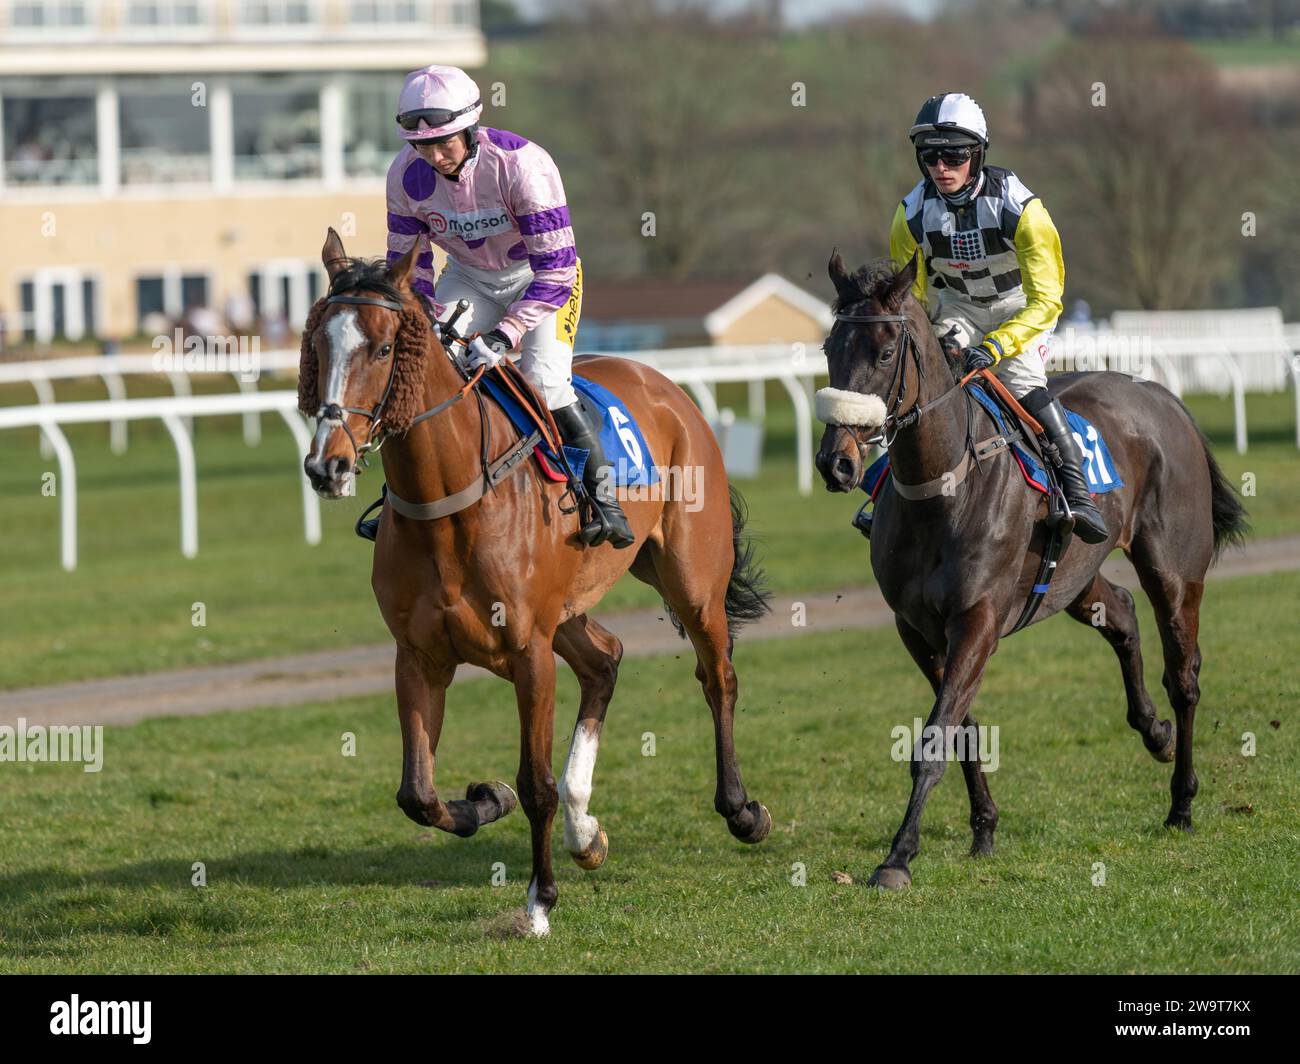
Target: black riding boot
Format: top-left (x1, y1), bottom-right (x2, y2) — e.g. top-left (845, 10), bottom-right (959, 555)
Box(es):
top-left (1022, 388), bottom-right (1109, 545)
top-left (551, 399), bottom-right (635, 549)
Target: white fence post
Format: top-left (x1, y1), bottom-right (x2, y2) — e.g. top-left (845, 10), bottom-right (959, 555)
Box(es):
top-left (39, 421), bottom-right (78, 572)
top-left (160, 413), bottom-right (199, 558)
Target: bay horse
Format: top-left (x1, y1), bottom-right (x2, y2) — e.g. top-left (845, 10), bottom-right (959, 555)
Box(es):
top-left (298, 230), bottom-right (772, 934)
top-left (815, 251), bottom-right (1248, 890)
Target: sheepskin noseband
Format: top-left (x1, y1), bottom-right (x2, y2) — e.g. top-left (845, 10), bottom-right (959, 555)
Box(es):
top-left (815, 388), bottom-right (887, 429)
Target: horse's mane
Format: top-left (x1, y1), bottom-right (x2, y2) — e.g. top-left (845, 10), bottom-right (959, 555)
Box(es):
top-left (297, 257), bottom-right (437, 434)
top-left (829, 255), bottom-right (961, 382)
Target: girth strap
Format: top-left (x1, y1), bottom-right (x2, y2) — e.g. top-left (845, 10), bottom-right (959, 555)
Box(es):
top-left (386, 430), bottom-right (542, 521)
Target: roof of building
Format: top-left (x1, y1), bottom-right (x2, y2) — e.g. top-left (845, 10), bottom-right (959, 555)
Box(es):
top-left (582, 277), bottom-right (754, 323)
top-left (582, 273), bottom-right (833, 334)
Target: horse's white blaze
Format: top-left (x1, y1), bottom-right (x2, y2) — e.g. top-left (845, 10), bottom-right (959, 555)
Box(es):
top-left (526, 879), bottom-right (550, 936)
top-left (558, 722), bottom-right (601, 854)
top-left (323, 307), bottom-right (365, 406)
top-left (311, 417), bottom-right (331, 450)
top-left (815, 387), bottom-right (887, 429)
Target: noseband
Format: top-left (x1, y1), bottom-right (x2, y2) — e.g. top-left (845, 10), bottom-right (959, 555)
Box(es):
top-left (830, 307), bottom-right (963, 447)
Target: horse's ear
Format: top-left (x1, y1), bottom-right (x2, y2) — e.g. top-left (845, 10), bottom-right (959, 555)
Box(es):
top-left (884, 248), bottom-right (920, 311)
top-left (322, 228), bottom-right (348, 280)
top-left (828, 249), bottom-right (857, 302)
top-left (388, 243), bottom-right (418, 289)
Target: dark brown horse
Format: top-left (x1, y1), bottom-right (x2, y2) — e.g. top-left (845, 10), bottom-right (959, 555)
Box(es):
top-left (298, 230), bottom-right (772, 934)
top-left (815, 252), bottom-right (1248, 890)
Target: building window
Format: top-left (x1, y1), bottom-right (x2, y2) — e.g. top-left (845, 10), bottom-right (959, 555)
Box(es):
top-left (232, 81), bottom-right (321, 181)
top-left (344, 74), bottom-right (405, 178)
top-left (119, 85), bottom-right (211, 184)
top-left (348, 0), bottom-right (425, 23)
top-left (17, 271), bottom-right (99, 343)
top-left (134, 272), bottom-right (211, 331)
top-left (2, 95), bottom-right (98, 187)
top-left (237, 0), bottom-right (314, 25)
top-left (246, 263), bottom-right (323, 337)
top-left (123, 1), bottom-right (205, 27)
top-left (10, 1), bottom-right (91, 29)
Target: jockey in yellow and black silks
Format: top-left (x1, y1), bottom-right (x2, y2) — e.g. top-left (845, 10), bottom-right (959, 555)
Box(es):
top-left (889, 92), bottom-right (1108, 544)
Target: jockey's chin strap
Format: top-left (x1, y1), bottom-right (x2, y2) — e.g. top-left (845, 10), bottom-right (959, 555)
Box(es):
top-left (315, 292), bottom-right (485, 472)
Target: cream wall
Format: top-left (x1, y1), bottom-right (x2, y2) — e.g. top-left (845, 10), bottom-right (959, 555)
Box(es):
top-left (0, 186), bottom-right (423, 338)
top-left (713, 294), bottom-right (828, 346)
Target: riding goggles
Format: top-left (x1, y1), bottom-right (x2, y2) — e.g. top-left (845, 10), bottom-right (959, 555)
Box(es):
top-left (918, 146), bottom-right (974, 167)
top-left (396, 101), bottom-right (481, 132)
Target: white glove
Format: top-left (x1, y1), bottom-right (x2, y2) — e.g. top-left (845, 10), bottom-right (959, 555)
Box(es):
top-left (467, 334), bottom-right (506, 370)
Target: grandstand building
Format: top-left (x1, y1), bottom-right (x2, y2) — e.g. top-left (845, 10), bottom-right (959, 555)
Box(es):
top-left (0, 0), bottom-right (483, 347)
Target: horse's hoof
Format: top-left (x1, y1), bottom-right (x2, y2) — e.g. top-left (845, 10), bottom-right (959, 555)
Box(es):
top-left (867, 866), bottom-right (912, 891)
top-left (729, 801), bottom-right (772, 844)
top-left (1164, 816), bottom-right (1194, 833)
top-left (571, 826), bottom-right (609, 871)
top-left (468, 780), bottom-right (518, 824)
top-left (1151, 722), bottom-right (1176, 763)
top-left (507, 908), bottom-right (550, 938)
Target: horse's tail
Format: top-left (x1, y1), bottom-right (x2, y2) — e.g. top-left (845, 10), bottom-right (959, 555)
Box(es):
top-left (1175, 396), bottom-right (1250, 561)
top-left (661, 484), bottom-right (772, 642)
top-left (723, 485), bottom-right (773, 638)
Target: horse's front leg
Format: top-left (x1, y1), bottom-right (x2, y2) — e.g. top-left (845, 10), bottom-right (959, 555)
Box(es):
top-left (869, 601), bottom-right (1000, 890)
top-left (394, 645), bottom-right (516, 836)
top-left (511, 636), bottom-right (560, 936)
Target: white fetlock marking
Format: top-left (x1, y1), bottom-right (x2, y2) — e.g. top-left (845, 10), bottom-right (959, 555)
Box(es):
top-left (526, 880), bottom-right (550, 937)
top-left (558, 723), bottom-right (601, 854)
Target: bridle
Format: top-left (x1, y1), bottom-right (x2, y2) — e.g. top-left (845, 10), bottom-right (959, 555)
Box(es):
top-left (314, 291), bottom-right (484, 472)
top-left (830, 305), bottom-right (966, 448)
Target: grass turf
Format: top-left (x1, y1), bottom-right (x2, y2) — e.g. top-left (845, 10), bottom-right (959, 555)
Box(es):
top-left (0, 569), bottom-right (1295, 973)
top-left (0, 376), bottom-right (1294, 691)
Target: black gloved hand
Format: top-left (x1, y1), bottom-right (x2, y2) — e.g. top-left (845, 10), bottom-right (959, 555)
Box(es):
top-left (480, 329), bottom-right (513, 355)
top-left (962, 345), bottom-right (996, 374)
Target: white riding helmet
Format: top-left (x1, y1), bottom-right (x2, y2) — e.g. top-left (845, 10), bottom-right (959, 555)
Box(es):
top-left (395, 65), bottom-right (483, 142)
top-left (909, 92), bottom-right (988, 204)
top-left (908, 92), bottom-right (989, 149)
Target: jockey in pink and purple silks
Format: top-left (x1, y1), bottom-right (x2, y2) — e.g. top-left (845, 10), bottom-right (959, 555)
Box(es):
top-left (357, 64), bottom-right (632, 549)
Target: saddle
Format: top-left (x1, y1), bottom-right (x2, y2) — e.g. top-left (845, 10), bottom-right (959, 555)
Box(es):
top-left (853, 366), bottom-right (1077, 635)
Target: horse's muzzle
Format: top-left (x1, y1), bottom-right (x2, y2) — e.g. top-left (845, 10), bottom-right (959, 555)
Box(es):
top-left (304, 452), bottom-right (355, 499)
top-left (816, 425), bottom-right (863, 493)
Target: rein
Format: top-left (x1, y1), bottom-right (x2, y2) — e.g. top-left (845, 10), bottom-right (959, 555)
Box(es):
top-left (313, 290), bottom-right (572, 522)
top-left (830, 307), bottom-right (981, 496)
top-left (830, 309), bottom-right (967, 449)
top-left (316, 292), bottom-right (487, 471)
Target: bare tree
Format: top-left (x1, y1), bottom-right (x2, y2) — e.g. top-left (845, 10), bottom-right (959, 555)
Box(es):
top-left (1028, 30), bottom-right (1259, 310)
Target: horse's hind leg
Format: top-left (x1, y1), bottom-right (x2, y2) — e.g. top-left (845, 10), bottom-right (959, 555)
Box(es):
top-left (895, 616), bottom-right (998, 857)
top-left (1129, 554), bottom-right (1205, 831)
top-left (632, 545), bottom-right (771, 844)
top-left (1065, 574), bottom-right (1175, 762)
top-left (553, 614), bottom-right (623, 871)
top-left (394, 645), bottom-right (517, 836)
